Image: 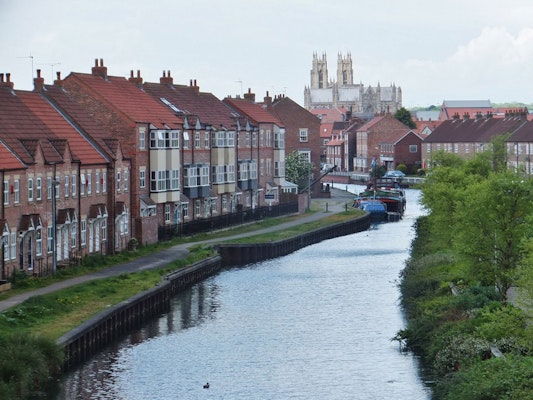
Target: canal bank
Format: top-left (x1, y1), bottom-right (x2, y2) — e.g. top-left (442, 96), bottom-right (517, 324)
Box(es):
top-left (60, 187), bottom-right (430, 400)
top-left (58, 211), bottom-right (370, 369)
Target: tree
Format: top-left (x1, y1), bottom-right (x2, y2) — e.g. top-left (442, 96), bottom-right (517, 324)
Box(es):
top-left (394, 107), bottom-right (416, 129)
top-left (285, 151), bottom-right (314, 192)
top-left (452, 172), bottom-right (533, 303)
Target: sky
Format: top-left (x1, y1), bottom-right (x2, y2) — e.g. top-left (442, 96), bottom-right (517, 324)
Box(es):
top-left (2, 0), bottom-right (533, 109)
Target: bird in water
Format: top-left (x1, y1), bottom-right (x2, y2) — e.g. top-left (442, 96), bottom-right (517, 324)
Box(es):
top-left (203, 382), bottom-right (210, 389)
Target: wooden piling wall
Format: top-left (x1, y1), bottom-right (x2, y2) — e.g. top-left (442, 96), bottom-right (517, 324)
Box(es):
top-left (58, 256), bottom-right (222, 370)
top-left (217, 214), bottom-right (371, 267)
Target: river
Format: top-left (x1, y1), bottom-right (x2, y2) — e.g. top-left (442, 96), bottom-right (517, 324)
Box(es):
top-left (59, 186), bottom-right (431, 399)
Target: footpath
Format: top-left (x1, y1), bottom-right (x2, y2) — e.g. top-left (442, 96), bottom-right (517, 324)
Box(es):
top-left (0, 188), bottom-right (355, 313)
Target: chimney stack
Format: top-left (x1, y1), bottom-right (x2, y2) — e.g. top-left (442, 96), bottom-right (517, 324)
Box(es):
top-left (160, 70), bottom-right (173, 85)
top-left (33, 69), bottom-right (45, 92)
top-left (91, 58), bottom-right (108, 79)
top-left (0, 73), bottom-right (14, 89)
top-left (263, 91), bottom-right (272, 107)
top-left (243, 88), bottom-right (255, 102)
top-left (54, 71), bottom-right (63, 86)
top-left (128, 69), bottom-right (143, 86)
top-left (190, 79), bottom-right (199, 93)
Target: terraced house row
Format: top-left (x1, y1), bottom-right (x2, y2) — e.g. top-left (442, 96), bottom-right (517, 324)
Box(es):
top-left (0, 59), bottom-right (323, 280)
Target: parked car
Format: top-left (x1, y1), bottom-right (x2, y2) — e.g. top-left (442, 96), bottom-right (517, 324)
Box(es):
top-left (384, 170), bottom-right (406, 178)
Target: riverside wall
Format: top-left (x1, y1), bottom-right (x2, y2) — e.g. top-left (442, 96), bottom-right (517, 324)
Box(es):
top-left (217, 214), bottom-right (371, 267)
top-left (58, 213), bottom-right (371, 371)
top-left (58, 256), bottom-right (223, 370)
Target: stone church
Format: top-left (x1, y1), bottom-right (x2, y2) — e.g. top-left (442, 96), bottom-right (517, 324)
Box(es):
top-left (303, 52), bottom-right (402, 115)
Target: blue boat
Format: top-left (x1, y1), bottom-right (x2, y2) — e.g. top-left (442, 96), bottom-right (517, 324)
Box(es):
top-left (356, 199), bottom-right (387, 220)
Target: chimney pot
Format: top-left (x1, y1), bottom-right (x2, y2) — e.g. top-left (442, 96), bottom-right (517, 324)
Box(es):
top-left (137, 70), bottom-right (140, 78)
top-left (37, 69), bottom-right (41, 78)
top-left (0, 73), bottom-right (3, 83)
top-left (100, 58), bottom-right (104, 67)
top-left (56, 71), bottom-right (61, 81)
top-left (95, 59), bottom-right (98, 67)
top-left (162, 70), bottom-right (166, 78)
top-left (167, 70), bottom-right (171, 77)
top-left (130, 70), bottom-right (134, 78)
top-left (6, 73), bottom-right (11, 82)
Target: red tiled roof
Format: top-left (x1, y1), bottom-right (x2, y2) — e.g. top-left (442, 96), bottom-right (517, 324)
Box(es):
top-left (68, 73), bottom-right (183, 129)
top-left (42, 84), bottom-right (120, 159)
top-left (0, 141), bottom-right (25, 170)
top-left (0, 86), bottom-right (62, 164)
top-left (17, 91), bottom-right (108, 165)
top-left (309, 107), bottom-right (347, 123)
top-left (223, 97), bottom-right (284, 126)
top-left (142, 82), bottom-right (237, 129)
top-left (320, 122), bottom-right (334, 138)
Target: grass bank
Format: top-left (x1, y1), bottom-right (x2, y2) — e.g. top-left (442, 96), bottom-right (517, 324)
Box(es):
top-left (398, 216), bottom-right (533, 399)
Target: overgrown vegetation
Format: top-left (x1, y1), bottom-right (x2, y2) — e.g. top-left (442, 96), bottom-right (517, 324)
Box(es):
top-left (398, 145), bottom-right (533, 398)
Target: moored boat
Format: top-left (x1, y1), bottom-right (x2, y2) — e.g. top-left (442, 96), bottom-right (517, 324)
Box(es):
top-left (355, 178), bottom-right (406, 216)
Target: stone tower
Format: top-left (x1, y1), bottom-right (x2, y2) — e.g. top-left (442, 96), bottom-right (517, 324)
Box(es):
top-left (336, 52), bottom-right (353, 86)
top-left (310, 52), bottom-right (328, 89)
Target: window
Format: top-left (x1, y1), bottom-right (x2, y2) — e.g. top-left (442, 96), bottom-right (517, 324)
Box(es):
top-left (274, 131), bottom-right (284, 149)
top-left (102, 172), bottom-right (107, 193)
top-left (55, 176), bottom-right (60, 198)
top-left (47, 226), bottom-right (53, 253)
top-left (182, 203), bottom-right (189, 219)
top-left (222, 195), bottom-right (228, 211)
top-left (81, 219), bottom-right (86, 246)
top-left (3, 180), bottom-right (8, 205)
top-left (170, 170), bottom-right (179, 190)
top-left (140, 169), bottom-right (146, 188)
top-left (72, 175), bottom-right (77, 197)
top-left (165, 204), bottom-right (170, 222)
top-left (35, 178), bottom-right (43, 201)
top-left (299, 128), bottom-right (308, 142)
top-left (10, 232), bottom-right (16, 260)
top-left (47, 177), bottom-right (52, 199)
top-left (409, 145), bottom-right (418, 153)
top-left (87, 173), bottom-right (92, 195)
top-left (95, 172), bottom-right (100, 194)
top-left (195, 132), bottom-right (201, 148)
top-left (71, 225), bottom-right (76, 248)
top-left (183, 131), bottom-right (190, 148)
top-left (200, 166), bottom-right (209, 186)
top-left (14, 180), bottom-right (19, 204)
top-left (3, 228), bottom-right (9, 261)
top-left (102, 219), bottom-right (107, 241)
top-left (117, 171), bottom-right (121, 192)
top-left (139, 127), bottom-right (146, 150)
top-left (28, 178), bottom-right (34, 201)
top-left (124, 170), bottom-right (128, 192)
top-left (204, 132), bottom-right (210, 148)
top-left (195, 200), bottom-right (201, 216)
top-left (64, 175), bottom-right (69, 198)
top-left (80, 174), bottom-right (85, 196)
top-left (36, 228), bottom-right (42, 256)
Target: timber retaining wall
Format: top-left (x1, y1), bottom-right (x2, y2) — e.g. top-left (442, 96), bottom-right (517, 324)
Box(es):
top-left (58, 256), bottom-right (222, 370)
top-left (217, 214), bottom-right (371, 267)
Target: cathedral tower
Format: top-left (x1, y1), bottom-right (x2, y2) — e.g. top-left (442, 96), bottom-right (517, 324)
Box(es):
top-left (336, 52), bottom-right (353, 86)
top-left (310, 52), bottom-right (328, 89)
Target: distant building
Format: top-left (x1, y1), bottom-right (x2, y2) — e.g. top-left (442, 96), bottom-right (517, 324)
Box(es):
top-left (304, 52), bottom-right (402, 115)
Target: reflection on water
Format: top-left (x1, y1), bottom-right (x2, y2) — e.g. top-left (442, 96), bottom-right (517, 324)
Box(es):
top-left (59, 187), bottom-right (431, 400)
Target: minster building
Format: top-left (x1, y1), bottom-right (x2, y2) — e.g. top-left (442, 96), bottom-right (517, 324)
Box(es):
top-left (304, 52), bottom-right (402, 115)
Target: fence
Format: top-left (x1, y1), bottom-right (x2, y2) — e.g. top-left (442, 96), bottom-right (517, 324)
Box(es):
top-left (158, 202), bottom-right (299, 241)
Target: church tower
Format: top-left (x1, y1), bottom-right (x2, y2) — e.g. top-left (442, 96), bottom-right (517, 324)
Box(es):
top-left (310, 52), bottom-right (328, 89)
top-left (336, 52), bottom-right (353, 86)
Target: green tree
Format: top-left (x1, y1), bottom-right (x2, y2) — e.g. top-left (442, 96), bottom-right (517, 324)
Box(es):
top-left (394, 107), bottom-right (416, 129)
top-left (285, 151), bottom-right (314, 192)
top-left (489, 133), bottom-right (511, 173)
top-left (453, 172), bottom-right (533, 303)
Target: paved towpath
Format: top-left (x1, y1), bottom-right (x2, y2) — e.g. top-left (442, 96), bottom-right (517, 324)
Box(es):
top-left (0, 188), bottom-right (355, 313)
